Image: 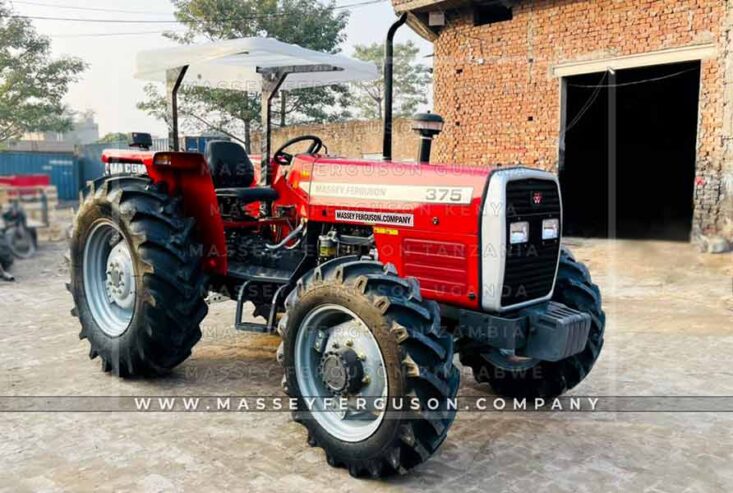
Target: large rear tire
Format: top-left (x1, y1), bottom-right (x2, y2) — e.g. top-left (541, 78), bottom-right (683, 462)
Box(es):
top-left (460, 248), bottom-right (605, 399)
top-left (278, 257), bottom-right (459, 477)
top-left (69, 176), bottom-right (208, 377)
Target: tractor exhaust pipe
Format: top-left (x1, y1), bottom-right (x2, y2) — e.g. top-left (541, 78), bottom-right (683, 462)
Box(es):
top-left (411, 112), bottom-right (444, 163)
top-left (382, 13), bottom-right (407, 162)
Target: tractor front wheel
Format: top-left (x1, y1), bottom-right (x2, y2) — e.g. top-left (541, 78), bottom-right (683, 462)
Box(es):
top-left (278, 257), bottom-right (459, 477)
top-left (69, 176), bottom-right (208, 377)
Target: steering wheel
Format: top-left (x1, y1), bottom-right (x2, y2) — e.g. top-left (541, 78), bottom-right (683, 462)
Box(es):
top-left (273, 135), bottom-right (324, 165)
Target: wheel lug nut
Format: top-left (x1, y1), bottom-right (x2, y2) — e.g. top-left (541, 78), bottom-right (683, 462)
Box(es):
top-left (362, 375), bottom-right (371, 385)
top-left (358, 353), bottom-right (366, 361)
top-left (345, 340), bottom-right (353, 347)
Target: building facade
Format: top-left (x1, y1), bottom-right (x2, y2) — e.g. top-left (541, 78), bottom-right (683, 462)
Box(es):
top-left (251, 119), bottom-right (420, 161)
top-left (23, 111), bottom-right (100, 147)
top-left (392, 0), bottom-right (732, 246)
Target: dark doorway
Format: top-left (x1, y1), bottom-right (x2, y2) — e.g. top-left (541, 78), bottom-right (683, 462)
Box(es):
top-left (560, 61), bottom-right (700, 241)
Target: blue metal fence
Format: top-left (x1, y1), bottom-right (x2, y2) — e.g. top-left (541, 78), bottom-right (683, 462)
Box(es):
top-left (1, 138), bottom-right (175, 202)
top-left (0, 151), bottom-right (80, 201)
top-left (184, 136), bottom-right (226, 153)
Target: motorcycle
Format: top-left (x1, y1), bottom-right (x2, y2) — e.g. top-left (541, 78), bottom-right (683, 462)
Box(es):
top-left (1, 201), bottom-right (37, 260)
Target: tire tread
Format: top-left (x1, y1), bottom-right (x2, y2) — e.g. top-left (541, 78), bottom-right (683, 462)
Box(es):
top-left (278, 256), bottom-right (459, 477)
top-left (70, 176), bottom-right (207, 377)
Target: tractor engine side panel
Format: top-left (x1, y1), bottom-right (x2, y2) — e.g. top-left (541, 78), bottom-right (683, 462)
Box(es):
top-left (301, 158), bottom-right (492, 309)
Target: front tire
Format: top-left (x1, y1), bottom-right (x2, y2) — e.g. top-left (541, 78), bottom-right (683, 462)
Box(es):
top-left (278, 257), bottom-right (459, 477)
top-left (69, 176), bottom-right (208, 377)
top-left (460, 248), bottom-right (605, 399)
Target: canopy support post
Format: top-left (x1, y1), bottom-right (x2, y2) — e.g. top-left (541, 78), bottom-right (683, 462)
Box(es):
top-left (259, 70), bottom-right (288, 217)
top-left (166, 66), bottom-right (189, 152)
top-left (256, 64), bottom-right (343, 217)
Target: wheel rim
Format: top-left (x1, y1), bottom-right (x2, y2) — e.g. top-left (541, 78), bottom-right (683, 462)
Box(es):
top-left (294, 304), bottom-right (388, 443)
top-left (82, 220), bottom-right (136, 337)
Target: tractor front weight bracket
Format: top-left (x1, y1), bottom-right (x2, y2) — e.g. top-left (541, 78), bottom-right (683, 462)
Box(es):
top-left (456, 301), bottom-right (592, 362)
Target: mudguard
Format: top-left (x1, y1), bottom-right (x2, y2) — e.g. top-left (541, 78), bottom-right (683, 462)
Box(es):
top-left (102, 149), bottom-right (227, 276)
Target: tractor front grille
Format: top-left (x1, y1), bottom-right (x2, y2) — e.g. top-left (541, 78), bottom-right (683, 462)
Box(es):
top-left (502, 178), bottom-right (561, 307)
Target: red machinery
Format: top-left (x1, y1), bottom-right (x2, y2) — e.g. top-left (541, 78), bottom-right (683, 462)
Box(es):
top-left (69, 28), bottom-right (604, 477)
top-left (0, 174), bottom-right (51, 187)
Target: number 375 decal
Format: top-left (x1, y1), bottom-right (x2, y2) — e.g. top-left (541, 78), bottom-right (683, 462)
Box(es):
top-left (307, 182), bottom-right (473, 205)
top-left (425, 187), bottom-right (469, 203)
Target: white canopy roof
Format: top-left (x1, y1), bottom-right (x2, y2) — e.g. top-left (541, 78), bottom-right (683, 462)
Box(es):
top-left (135, 37), bottom-right (378, 92)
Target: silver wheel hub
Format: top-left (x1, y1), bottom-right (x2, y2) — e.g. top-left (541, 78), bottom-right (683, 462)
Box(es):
top-left (319, 348), bottom-right (364, 395)
top-left (105, 242), bottom-right (135, 310)
top-left (294, 305), bottom-right (388, 443)
top-left (82, 221), bottom-right (136, 337)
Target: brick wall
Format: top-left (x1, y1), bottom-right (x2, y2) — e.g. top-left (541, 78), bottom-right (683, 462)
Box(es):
top-left (251, 118), bottom-right (420, 161)
top-left (401, 0), bottom-right (731, 242)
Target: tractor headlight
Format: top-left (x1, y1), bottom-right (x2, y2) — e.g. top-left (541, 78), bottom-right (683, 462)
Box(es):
top-left (542, 219), bottom-right (560, 240)
top-left (509, 221), bottom-right (529, 244)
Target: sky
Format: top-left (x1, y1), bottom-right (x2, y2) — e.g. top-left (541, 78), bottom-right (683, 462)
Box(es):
top-left (8, 0), bottom-right (432, 137)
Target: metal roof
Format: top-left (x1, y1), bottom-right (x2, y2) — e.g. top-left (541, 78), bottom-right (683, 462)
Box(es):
top-left (135, 37), bottom-right (379, 92)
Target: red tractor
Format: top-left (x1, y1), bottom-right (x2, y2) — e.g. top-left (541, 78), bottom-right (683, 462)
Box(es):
top-left (69, 27), bottom-right (604, 478)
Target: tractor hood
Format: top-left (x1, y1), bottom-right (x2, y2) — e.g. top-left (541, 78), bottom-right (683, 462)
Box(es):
top-left (298, 156), bottom-right (562, 312)
top-left (302, 157), bottom-right (493, 235)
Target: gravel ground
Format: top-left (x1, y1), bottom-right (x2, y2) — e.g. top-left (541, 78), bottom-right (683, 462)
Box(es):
top-left (1, 230), bottom-right (732, 492)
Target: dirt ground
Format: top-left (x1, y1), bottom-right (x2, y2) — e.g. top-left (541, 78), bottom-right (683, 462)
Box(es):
top-left (1, 221), bottom-right (732, 492)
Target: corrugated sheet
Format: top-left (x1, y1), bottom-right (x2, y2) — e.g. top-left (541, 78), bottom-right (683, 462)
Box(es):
top-left (0, 151), bottom-right (80, 201)
top-left (184, 136), bottom-right (223, 153)
top-left (79, 138), bottom-right (169, 185)
top-left (0, 138), bottom-right (172, 202)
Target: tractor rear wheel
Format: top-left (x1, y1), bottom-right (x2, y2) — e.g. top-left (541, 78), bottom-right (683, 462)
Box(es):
top-left (460, 248), bottom-right (605, 399)
top-left (69, 176), bottom-right (208, 377)
top-left (278, 257), bottom-right (459, 477)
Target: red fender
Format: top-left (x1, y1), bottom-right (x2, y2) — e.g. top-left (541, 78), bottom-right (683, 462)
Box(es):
top-left (104, 151), bottom-right (227, 276)
top-left (147, 152), bottom-right (227, 276)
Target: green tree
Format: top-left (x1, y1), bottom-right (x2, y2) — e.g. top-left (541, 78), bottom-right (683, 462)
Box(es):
top-left (352, 41), bottom-right (430, 119)
top-left (97, 133), bottom-right (130, 144)
top-left (0, 1), bottom-right (86, 142)
top-left (138, 0), bottom-right (351, 150)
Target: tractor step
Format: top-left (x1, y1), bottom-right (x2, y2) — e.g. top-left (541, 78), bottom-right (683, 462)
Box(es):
top-left (227, 262), bottom-right (291, 284)
top-left (233, 280), bottom-right (281, 334)
top-left (235, 321), bottom-right (270, 333)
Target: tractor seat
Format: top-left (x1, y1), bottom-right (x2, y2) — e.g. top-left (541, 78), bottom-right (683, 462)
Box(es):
top-left (205, 140), bottom-right (279, 204)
